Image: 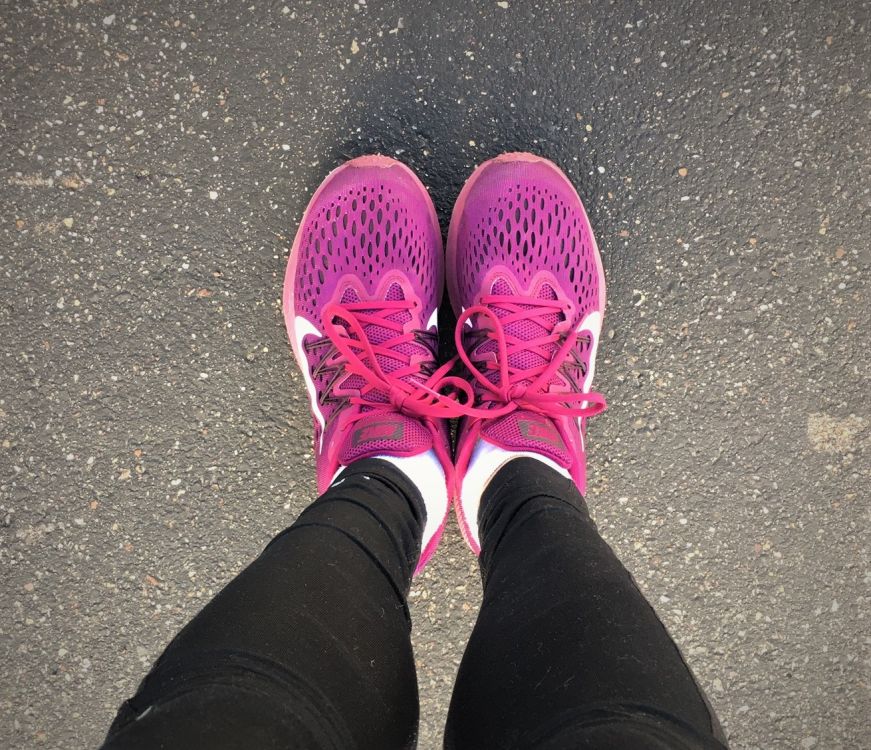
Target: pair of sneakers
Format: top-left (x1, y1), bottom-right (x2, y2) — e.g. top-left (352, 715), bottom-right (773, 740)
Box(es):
top-left (282, 153), bottom-right (606, 572)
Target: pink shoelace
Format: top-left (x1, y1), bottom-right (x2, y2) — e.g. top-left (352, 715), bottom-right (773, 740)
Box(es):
top-left (454, 293), bottom-right (607, 420)
top-left (321, 301), bottom-right (473, 424)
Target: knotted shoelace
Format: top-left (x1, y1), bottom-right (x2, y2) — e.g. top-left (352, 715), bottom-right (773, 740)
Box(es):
top-left (321, 301), bottom-right (472, 425)
top-left (454, 293), bottom-right (607, 420)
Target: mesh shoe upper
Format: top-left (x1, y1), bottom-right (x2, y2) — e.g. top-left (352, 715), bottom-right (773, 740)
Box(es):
top-left (451, 157), bottom-right (602, 327)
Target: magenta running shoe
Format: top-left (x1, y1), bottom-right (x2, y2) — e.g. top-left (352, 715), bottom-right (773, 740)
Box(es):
top-left (283, 155), bottom-right (466, 572)
top-left (447, 153), bottom-right (607, 554)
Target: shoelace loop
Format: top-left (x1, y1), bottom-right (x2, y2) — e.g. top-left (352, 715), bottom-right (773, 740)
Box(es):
top-left (321, 301), bottom-right (472, 424)
top-left (455, 294), bottom-right (607, 419)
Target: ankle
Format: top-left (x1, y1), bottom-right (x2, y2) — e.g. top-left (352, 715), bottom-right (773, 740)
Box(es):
top-left (478, 457), bottom-right (589, 560)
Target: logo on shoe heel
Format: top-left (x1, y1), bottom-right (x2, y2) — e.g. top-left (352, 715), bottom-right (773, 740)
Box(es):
top-left (352, 420), bottom-right (404, 446)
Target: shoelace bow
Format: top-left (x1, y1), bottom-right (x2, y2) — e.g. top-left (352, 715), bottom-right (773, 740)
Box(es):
top-left (321, 300), bottom-right (472, 424)
top-left (454, 293), bottom-right (607, 420)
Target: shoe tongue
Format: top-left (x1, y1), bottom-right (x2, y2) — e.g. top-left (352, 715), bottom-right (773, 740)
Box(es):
top-left (338, 283), bottom-right (430, 401)
top-left (476, 278), bottom-right (564, 388)
top-left (339, 411), bottom-right (433, 464)
top-left (480, 409), bottom-right (572, 467)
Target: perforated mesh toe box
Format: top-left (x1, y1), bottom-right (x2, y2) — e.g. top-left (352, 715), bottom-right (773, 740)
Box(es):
top-left (454, 160), bottom-right (602, 328)
top-left (294, 164), bottom-right (441, 321)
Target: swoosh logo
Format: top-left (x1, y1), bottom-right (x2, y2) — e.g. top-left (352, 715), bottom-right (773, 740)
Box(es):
top-left (575, 309), bottom-right (603, 446)
top-left (426, 306), bottom-right (438, 330)
top-left (293, 316), bottom-right (326, 450)
top-left (578, 310), bottom-right (602, 392)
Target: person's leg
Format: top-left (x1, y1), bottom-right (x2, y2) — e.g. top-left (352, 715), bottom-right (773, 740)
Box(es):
top-left (444, 458), bottom-right (728, 750)
top-left (445, 153), bottom-right (726, 749)
top-left (103, 458), bottom-right (423, 750)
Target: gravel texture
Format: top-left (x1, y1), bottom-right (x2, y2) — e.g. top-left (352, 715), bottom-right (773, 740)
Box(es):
top-left (1, 1), bottom-right (868, 748)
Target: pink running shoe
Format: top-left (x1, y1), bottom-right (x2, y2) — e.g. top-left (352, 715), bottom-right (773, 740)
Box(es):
top-left (283, 155), bottom-right (466, 572)
top-left (447, 153), bottom-right (607, 554)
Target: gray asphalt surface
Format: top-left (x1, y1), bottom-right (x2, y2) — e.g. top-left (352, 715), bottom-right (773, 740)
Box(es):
top-left (2, 1), bottom-right (869, 748)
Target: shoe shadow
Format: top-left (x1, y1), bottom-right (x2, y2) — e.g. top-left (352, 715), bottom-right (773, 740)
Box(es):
top-left (315, 72), bottom-right (611, 364)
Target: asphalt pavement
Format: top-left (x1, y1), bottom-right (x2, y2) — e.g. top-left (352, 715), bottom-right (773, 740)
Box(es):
top-left (1, 1), bottom-right (868, 748)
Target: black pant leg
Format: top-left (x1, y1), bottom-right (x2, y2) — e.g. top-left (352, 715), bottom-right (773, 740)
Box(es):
top-left (445, 458), bottom-right (728, 750)
top-left (102, 458), bottom-right (424, 750)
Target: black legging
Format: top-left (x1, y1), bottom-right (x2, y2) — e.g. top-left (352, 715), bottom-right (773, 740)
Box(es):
top-left (101, 458), bottom-right (727, 749)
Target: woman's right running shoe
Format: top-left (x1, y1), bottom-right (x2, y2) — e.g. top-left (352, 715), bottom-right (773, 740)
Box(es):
top-left (447, 152), bottom-right (607, 554)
